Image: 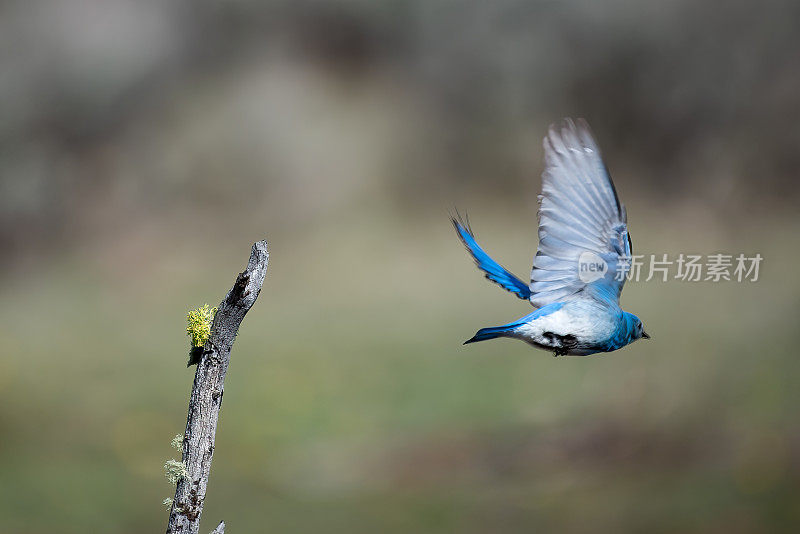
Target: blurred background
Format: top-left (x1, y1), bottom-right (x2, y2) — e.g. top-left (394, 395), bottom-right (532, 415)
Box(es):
top-left (1, 0), bottom-right (799, 532)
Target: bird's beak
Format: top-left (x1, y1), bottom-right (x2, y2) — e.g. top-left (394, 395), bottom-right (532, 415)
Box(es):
top-left (642, 331), bottom-right (651, 339)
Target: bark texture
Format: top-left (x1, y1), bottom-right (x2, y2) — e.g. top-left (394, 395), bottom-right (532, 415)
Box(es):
top-left (166, 241), bottom-right (269, 534)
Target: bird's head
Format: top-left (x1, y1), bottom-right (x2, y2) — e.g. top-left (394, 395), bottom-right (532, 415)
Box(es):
top-left (622, 311), bottom-right (650, 343)
top-left (627, 313), bottom-right (650, 341)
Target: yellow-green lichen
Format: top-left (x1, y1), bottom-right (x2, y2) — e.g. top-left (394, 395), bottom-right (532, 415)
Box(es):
top-left (170, 434), bottom-right (183, 451)
top-left (186, 304), bottom-right (216, 348)
top-left (164, 459), bottom-right (188, 485)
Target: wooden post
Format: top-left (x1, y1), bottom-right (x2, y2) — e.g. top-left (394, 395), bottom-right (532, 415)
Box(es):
top-left (166, 241), bottom-right (269, 534)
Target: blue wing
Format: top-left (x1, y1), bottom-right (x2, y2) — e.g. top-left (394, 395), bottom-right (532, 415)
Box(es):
top-left (452, 215), bottom-right (531, 301)
top-left (530, 119), bottom-right (632, 307)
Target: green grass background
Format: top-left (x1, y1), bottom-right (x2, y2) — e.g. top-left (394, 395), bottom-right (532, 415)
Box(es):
top-left (1, 199), bottom-right (797, 533)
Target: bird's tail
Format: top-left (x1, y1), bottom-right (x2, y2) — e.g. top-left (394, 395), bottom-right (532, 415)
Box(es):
top-left (464, 324), bottom-right (517, 344)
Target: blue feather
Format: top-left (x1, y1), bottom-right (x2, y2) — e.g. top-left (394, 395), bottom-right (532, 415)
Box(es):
top-left (464, 303), bottom-right (563, 344)
top-left (451, 216), bottom-right (531, 301)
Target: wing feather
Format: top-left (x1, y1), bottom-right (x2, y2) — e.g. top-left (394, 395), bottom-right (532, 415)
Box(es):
top-left (452, 215), bottom-right (532, 300)
top-left (529, 119), bottom-right (631, 308)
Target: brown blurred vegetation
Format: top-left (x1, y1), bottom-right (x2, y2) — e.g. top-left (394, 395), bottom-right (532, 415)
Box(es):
top-left (2, 0), bottom-right (800, 260)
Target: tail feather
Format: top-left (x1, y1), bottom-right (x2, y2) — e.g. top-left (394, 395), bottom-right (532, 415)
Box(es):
top-left (464, 324), bottom-right (517, 344)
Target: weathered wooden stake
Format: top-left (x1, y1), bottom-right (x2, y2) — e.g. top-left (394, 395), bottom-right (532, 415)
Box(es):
top-left (166, 241), bottom-right (269, 534)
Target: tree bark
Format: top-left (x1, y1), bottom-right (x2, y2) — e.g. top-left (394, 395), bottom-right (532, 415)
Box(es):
top-left (166, 241), bottom-right (269, 534)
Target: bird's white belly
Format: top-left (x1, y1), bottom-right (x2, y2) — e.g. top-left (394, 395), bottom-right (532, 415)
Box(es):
top-left (513, 303), bottom-right (616, 355)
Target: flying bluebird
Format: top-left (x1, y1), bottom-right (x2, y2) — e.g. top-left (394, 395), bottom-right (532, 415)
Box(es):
top-left (453, 119), bottom-right (649, 356)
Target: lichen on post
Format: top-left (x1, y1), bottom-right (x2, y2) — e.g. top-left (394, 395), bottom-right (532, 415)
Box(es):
top-left (186, 304), bottom-right (218, 366)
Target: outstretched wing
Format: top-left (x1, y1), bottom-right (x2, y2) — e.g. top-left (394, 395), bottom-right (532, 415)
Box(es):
top-left (452, 215), bottom-right (531, 301)
top-left (529, 119), bottom-right (632, 308)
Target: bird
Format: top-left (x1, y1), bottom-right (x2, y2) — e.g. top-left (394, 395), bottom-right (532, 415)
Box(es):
top-left (453, 118), bottom-right (649, 356)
